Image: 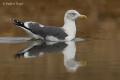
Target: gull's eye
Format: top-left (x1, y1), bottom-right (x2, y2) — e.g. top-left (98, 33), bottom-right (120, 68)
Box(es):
top-left (69, 13), bottom-right (76, 16)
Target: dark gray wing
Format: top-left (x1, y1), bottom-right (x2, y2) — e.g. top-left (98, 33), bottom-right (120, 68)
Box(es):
top-left (27, 23), bottom-right (68, 40)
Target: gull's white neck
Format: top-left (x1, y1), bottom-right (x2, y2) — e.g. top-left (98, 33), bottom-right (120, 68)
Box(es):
top-left (62, 18), bottom-right (76, 40)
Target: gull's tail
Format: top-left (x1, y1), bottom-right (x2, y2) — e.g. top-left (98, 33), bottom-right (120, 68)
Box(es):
top-left (13, 19), bottom-right (25, 27)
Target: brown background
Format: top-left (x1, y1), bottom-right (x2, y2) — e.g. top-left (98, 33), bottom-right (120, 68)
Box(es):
top-left (0, 0), bottom-right (120, 39)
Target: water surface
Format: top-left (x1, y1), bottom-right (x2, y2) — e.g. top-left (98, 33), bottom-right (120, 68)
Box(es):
top-left (0, 37), bottom-right (120, 80)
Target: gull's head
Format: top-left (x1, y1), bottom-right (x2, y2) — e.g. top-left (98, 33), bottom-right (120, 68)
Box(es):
top-left (64, 10), bottom-right (87, 21)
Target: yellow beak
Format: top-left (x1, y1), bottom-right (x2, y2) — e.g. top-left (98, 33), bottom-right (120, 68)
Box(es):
top-left (79, 15), bottom-right (87, 19)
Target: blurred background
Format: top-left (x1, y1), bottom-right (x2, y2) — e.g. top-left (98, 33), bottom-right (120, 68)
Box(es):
top-left (0, 0), bottom-right (120, 39)
top-left (0, 1), bottom-right (120, 80)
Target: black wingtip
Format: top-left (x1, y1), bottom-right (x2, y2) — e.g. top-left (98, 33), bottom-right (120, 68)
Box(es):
top-left (13, 19), bottom-right (24, 27)
top-left (13, 19), bottom-right (20, 24)
top-left (13, 19), bottom-right (17, 23)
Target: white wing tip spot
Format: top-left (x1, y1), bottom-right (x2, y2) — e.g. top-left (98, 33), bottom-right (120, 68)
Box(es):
top-left (39, 24), bottom-right (44, 27)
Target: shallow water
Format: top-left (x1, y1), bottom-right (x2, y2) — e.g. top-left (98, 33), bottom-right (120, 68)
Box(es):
top-left (0, 37), bottom-right (120, 80)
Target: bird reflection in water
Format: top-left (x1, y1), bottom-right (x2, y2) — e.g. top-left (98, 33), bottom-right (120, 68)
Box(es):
top-left (15, 40), bottom-right (87, 72)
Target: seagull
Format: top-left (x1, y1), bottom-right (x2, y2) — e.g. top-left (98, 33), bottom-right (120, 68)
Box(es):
top-left (13, 10), bottom-right (87, 41)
